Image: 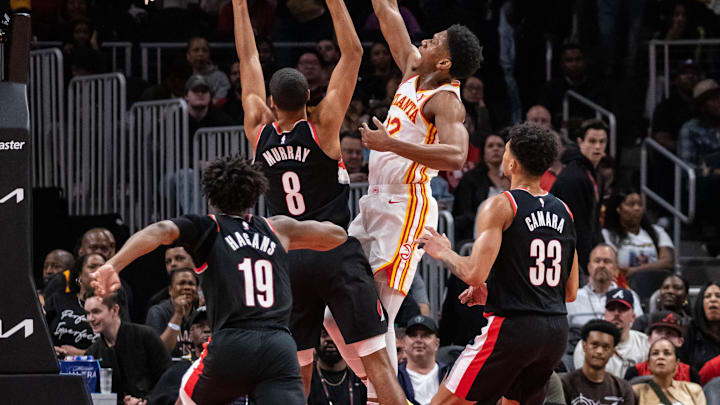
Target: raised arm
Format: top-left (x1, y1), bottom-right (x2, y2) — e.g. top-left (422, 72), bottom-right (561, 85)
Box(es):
top-left (371, 0), bottom-right (420, 74)
top-left (417, 194), bottom-right (512, 286)
top-left (91, 221), bottom-right (180, 297)
top-left (360, 92), bottom-right (468, 170)
top-left (268, 215), bottom-right (348, 252)
top-left (311, 0), bottom-right (363, 159)
top-left (232, 0), bottom-right (274, 148)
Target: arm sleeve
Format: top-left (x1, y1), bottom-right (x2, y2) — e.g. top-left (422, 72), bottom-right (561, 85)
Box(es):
top-left (653, 225), bottom-right (674, 249)
top-left (145, 304), bottom-right (169, 335)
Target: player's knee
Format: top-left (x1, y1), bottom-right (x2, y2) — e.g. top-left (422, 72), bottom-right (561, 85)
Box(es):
top-left (297, 348), bottom-right (314, 367)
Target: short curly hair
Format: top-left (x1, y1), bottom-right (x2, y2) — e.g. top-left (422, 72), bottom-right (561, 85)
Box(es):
top-left (507, 123), bottom-right (558, 177)
top-left (269, 67), bottom-right (309, 111)
top-left (581, 319), bottom-right (621, 346)
top-left (446, 24), bottom-right (483, 79)
top-left (201, 154), bottom-right (269, 215)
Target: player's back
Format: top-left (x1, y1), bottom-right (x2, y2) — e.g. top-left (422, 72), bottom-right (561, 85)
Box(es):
top-left (369, 75), bottom-right (460, 185)
top-left (254, 120), bottom-right (351, 228)
top-left (198, 213), bottom-right (292, 332)
top-left (485, 189), bottom-right (576, 316)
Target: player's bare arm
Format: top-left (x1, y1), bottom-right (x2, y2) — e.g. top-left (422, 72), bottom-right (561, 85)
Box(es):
top-left (311, 0), bottom-right (363, 159)
top-left (232, 0), bottom-right (274, 147)
top-left (566, 251), bottom-right (579, 302)
top-left (417, 194), bottom-right (513, 287)
top-left (268, 215), bottom-right (348, 252)
top-left (370, 0), bottom-right (420, 76)
top-left (360, 91), bottom-right (468, 170)
top-left (91, 220), bottom-right (181, 297)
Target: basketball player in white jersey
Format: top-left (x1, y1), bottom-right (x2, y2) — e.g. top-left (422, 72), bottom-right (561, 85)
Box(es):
top-left (322, 0), bottom-right (483, 403)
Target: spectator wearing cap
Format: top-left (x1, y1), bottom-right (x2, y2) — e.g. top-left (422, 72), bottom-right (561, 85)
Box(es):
top-left (652, 60), bottom-right (702, 152)
top-left (678, 79), bottom-right (720, 167)
top-left (625, 311), bottom-right (701, 383)
top-left (633, 274), bottom-right (692, 333)
top-left (149, 307), bottom-right (212, 405)
top-left (184, 74), bottom-right (234, 139)
top-left (567, 245), bottom-right (643, 348)
top-left (562, 320), bottom-right (635, 405)
top-left (397, 315), bottom-right (449, 405)
top-left (185, 36), bottom-right (230, 103)
top-left (307, 327), bottom-right (367, 405)
top-left (574, 288), bottom-right (649, 378)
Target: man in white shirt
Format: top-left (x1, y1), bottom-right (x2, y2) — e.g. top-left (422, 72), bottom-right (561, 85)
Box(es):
top-left (566, 244), bottom-right (643, 349)
top-left (397, 316), bottom-right (449, 405)
top-left (573, 288), bottom-right (649, 378)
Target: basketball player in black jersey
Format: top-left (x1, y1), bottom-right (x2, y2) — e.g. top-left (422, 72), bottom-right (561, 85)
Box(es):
top-left (417, 124), bottom-right (580, 405)
top-left (90, 155), bottom-right (348, 405)
top-left (231, 1), bottom-right (408, 404)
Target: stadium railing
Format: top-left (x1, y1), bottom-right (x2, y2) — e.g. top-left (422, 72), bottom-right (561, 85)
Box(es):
top-left (418, 210), bottom-right (455, 320)
top-left (29, 48), bottom-right (65, 189)
top-left (640, 137), bottom-right (696, 270)
top-left (126, 98), bottom-right (190, 233)
top-left (562, 90), bottom-right (617, 158)
top-left (67, 73), bottom-right (126, 217)
top-left (32, 41), bottom-right (133, 77)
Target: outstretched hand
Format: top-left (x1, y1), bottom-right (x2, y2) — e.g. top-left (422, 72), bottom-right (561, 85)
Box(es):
top-left (90, 264), bottom-right (122, 298)
top-left (414, 226), bottom-right (451, 260)
top-left (458, 283), bottom-right (488, 307)
top-left (360, 117), bottom-right (394, 152)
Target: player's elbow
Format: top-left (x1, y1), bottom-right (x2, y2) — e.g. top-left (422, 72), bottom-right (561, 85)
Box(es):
top-left (446, 154), bottom-right (466, 171)
top-left (344, 41), bottom-right (363, 60)
top-left (565, 290), bottom-right (578, 302)
top-left (323, 223), bottom-right (348, 250)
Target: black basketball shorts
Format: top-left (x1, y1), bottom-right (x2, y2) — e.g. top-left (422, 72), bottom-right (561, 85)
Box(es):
top-left (443, 313), bottom-right (568, 405)
top-left (180, 328), bottom-right (304, 405)
top-left (288, 236), bottom-right (388, 351)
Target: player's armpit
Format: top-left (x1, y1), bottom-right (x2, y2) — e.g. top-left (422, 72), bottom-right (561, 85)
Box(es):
top-left (565, 251), bottom-right (579, 302)
top-left (268, 215), bottom-right (347, 252)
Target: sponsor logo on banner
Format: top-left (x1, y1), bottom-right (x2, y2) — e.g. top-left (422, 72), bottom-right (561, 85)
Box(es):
top-left (0, 141), bottom-right (25, 151)
top-left (0, 319), bottom-right (34, 339)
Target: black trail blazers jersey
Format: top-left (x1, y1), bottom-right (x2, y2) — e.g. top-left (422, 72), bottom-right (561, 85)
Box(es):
top-left (171, 214), bottom-right (292, 332)
top-left (254, 120), bottom-right (351, 228)
top-left (484, 189), bottom-right (577, 316)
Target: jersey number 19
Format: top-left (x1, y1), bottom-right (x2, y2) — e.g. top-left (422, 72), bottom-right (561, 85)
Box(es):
top-left (238, 258), bottom-right (275, 308)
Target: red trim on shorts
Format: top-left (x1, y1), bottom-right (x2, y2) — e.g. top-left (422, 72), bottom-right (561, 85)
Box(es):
top-left (455, 315), bottom-right (505, 398)
top-left (183, 341), bottom-right (209, 399)
top-left (503, 191), bottom-right (517, 216)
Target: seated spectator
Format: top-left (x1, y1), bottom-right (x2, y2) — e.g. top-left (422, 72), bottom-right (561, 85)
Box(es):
top-left (257, 36), bottom-right (278, 79)
top-left (184, 74), bottom-right (235, 138)
top-left (634, 274), bottom-right (692, 332)
top-left (602, 186), bottom-right (674, 278)
top-left (308, 327), bottom-right (367, 405)
top-left (678, 79), bottom-right (720, 167)
top-left (185, 36), bottom-right (230, 102)
top-left (526, 105), bottom-right (552, 130)
top-left (296, 50), bottom-right (328, 109)
top-left (396, 327), bottom-right (407, 365)
top-left (145, 268), bottom-right (199, 358)
top-left (430, 176), bottom-right (454, 211)
top-left (573, 288), bottom-right (649, 378)
top-left (42, 249), bottom-right (75, 288)
top-left (149, 307), bottom-right (211, 405)
top-left (340, 131), bottom-right (367, 183)
top-left (139, 58), bottom-right (193, 102)
top-left (681, 282), bottom-right (720, 372)
top-left (358, 42), bottom-right (398, 102)
top-left (67, 46), bottom-right (105, 78)
top-left (45, 254), bottom-right (103, 357)
top-left (651, 60), bottom-right (702, 152)
top-left (699, 352), bottom-right (720, 385)
top-left (452, 134), bottom-right (508, 244)
top-left (625, 311), bottom-right (700, 383)
top-left (147, 247), bottom-right (196, 310)
top-left (397, 315), bottom-right (449, 405)
top-left (316, 39), bottom-right (340, 83)
top-left (539, 130), bottom-right (567, 192)
top-left (85, 293), bottom-right (171, 403)
top-left (408, 275), bottom-right (431, 317)
top-left (562, 320), bottom-right (634, 405)
top-left (544, 372), bottom-right (565, 405)
top-left (633, 339), bottom-right (706, 405)
top-left (462, 76), bottom-right (492, 147)
top-left (62, 18), bottom-right (99, 57)
top-left (567, 244), bottom-right (643, 344)
top-left (220, 61), bottom-right (244, 124)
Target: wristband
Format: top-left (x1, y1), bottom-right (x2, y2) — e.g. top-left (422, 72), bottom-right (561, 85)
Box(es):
top-left (167, 322), bottom-right (181, 331)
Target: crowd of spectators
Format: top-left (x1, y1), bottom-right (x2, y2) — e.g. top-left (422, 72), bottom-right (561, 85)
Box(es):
top-left (13, 0), bottom-right (720, 403)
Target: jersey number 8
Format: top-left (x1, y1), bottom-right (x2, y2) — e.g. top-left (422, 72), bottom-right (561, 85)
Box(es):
top-left (281, 171), bottom-right (306, 215)
top-left (238, 258), bottom-right (275, 308)
top-left (529, 239), bottom-right (562, 287)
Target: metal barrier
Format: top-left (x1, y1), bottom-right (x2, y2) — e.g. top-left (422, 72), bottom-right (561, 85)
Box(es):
top-left (126, 99), bottom-right (190, 233)
top-left (66, 73), bottom-right (127, 216)
top-left (418, 210), bottom-right (455, 320)
top-left (32, 41), bottom-right (133, 76)
top-left (648, 39), bottom-right (720, 116)
top-left (562, 90), bottom-right (617, 158)
top-left (348, 182), bottom-right (368, 220)
top-left (29, 48), bottom-right (65, 188)
top-left (640, 137), bottom-right (696, 263)
top-left (545, 39), bottom-right (553, 82)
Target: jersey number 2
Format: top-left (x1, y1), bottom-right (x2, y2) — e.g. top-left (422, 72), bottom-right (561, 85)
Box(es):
top-left (529, 239), bottom-right (562, 287)
top-left (238, 258), bottom-right (275, 308)
top-left (282, 171), bottom-right (306, 215)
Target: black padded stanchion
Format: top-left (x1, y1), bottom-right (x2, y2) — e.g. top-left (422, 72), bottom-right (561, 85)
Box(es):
top-left (0, 13), bottom-right (91, 404)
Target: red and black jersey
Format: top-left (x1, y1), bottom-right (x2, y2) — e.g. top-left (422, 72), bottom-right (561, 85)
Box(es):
top-left (254, 120), bottom-right (351, 228)
top-left (484, 189), bottom-right (577, 316)
top-left (171, 214), bottom-right (291, 332)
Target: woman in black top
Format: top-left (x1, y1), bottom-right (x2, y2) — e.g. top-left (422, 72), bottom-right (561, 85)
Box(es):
top-left (45, 253), bottom-right (103, 357)
top-left (682, 281), bottom-right (720, 372)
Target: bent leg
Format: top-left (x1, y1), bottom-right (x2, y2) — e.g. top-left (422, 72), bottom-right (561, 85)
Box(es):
top-left (430, 384), bottom-right (475, 405)
top-left (360, 347), bottom-right (409, 405)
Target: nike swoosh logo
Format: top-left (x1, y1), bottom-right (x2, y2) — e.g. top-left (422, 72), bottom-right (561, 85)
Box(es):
top-left (389, 200), bottom-right (402, 204)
